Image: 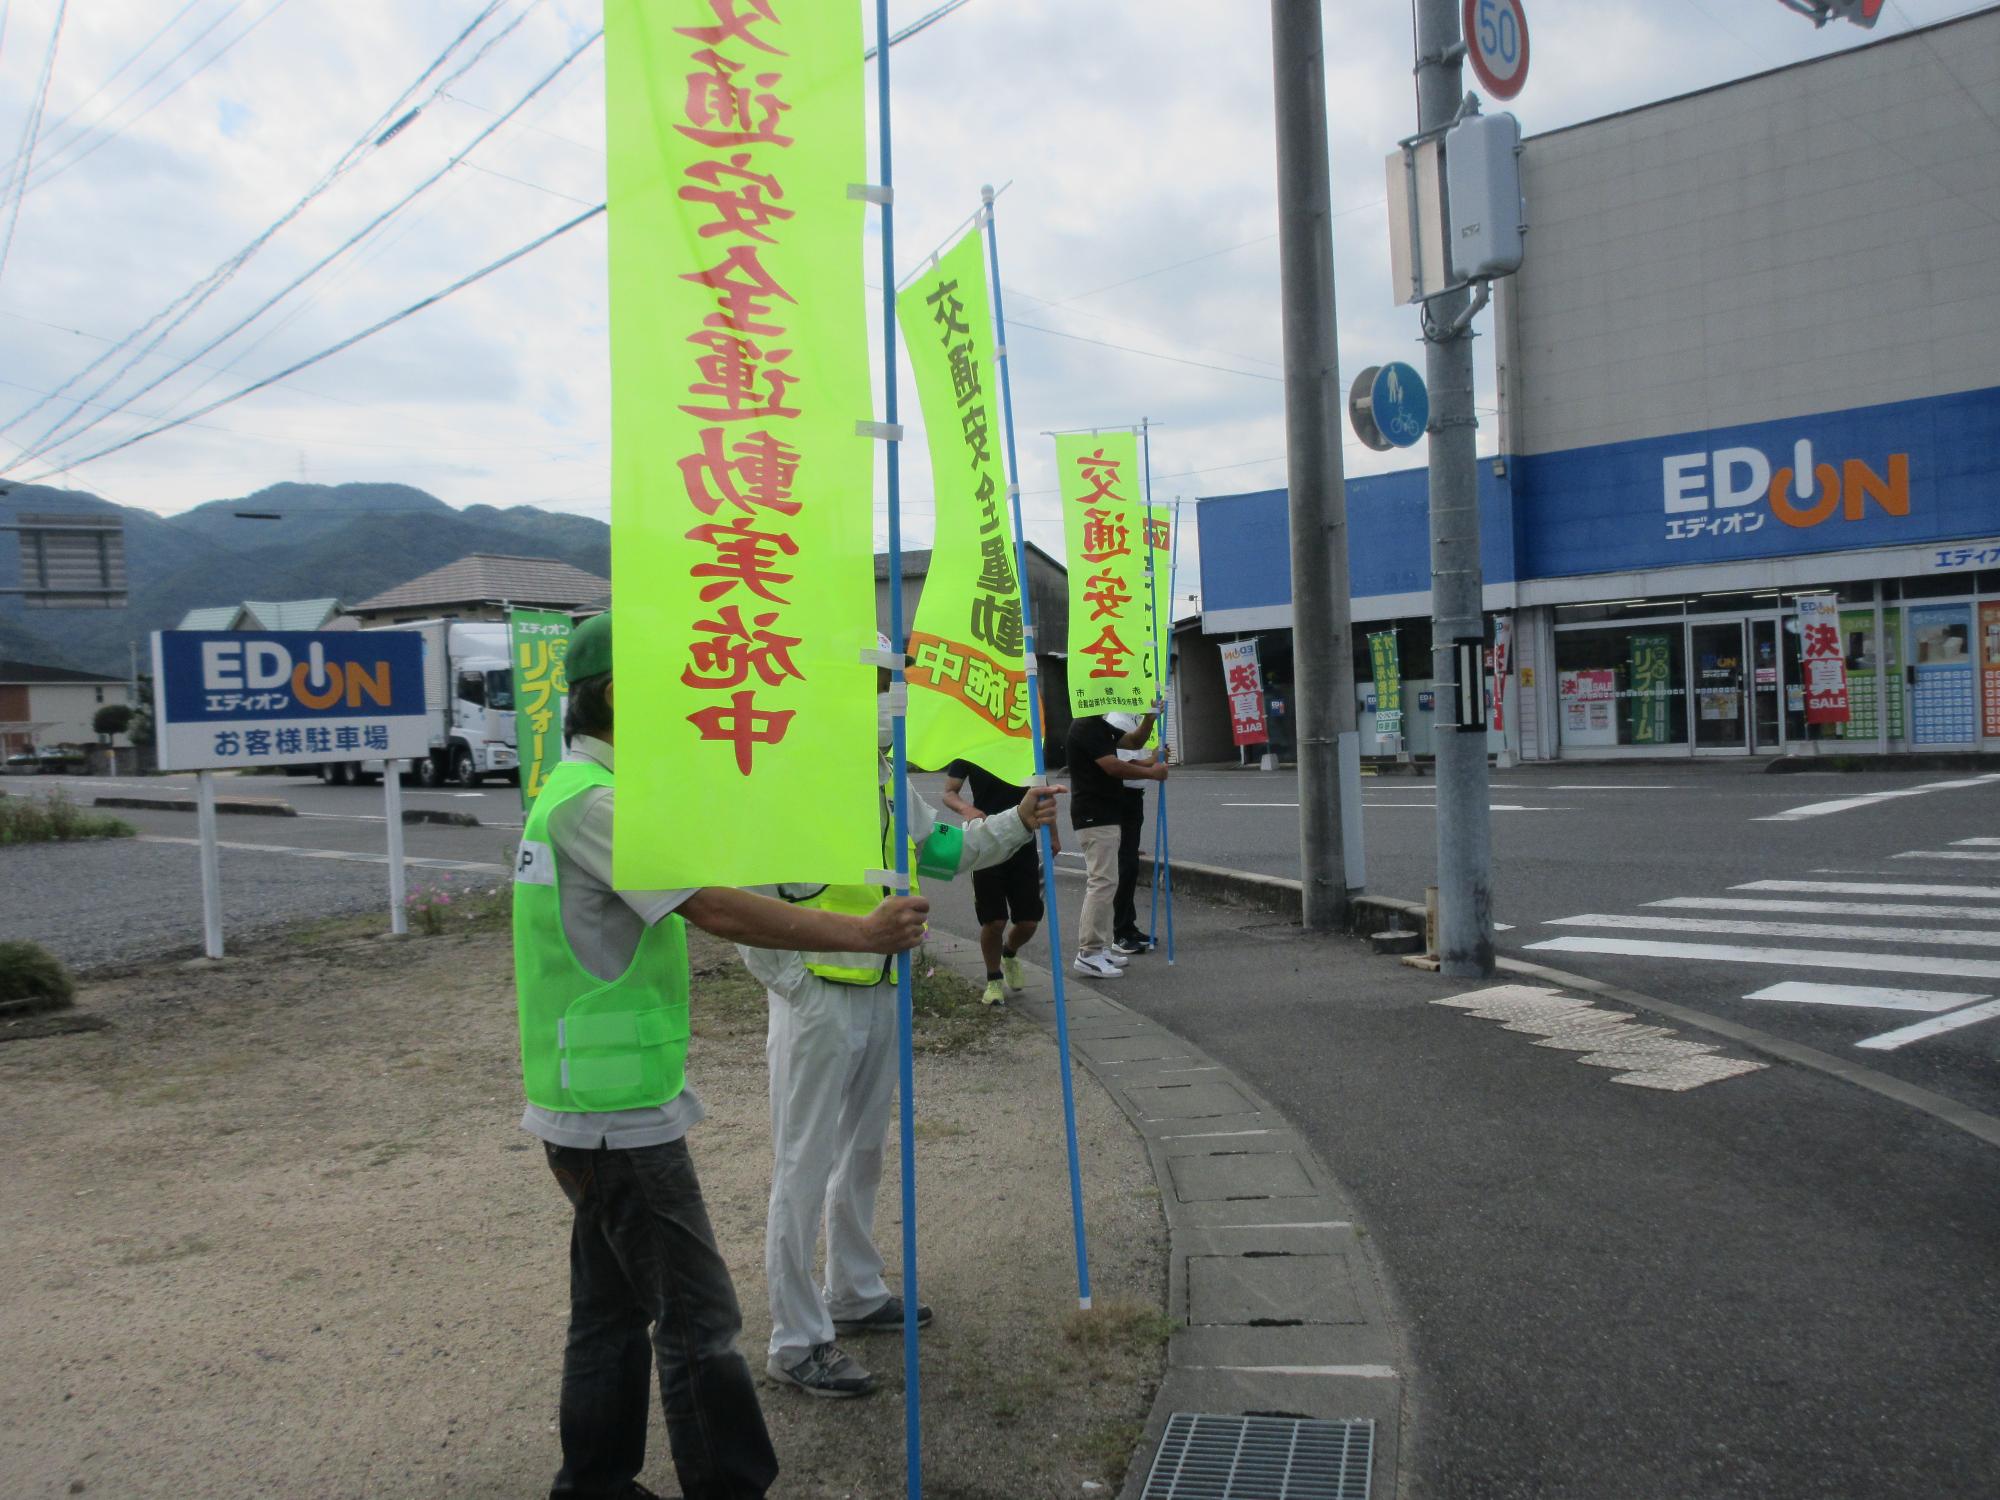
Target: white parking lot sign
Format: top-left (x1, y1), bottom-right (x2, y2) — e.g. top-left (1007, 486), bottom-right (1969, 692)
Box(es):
top-left (151, 629), bottom-right (431, 956)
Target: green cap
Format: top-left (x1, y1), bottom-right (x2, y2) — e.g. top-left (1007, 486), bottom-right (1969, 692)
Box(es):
top-left (567, 611), bottom-right (612, 681)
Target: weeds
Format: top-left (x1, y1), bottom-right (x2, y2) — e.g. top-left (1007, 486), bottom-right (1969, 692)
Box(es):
top-left (0, 790), bottom-right (134, 845)
top-left (0, 939), bottom-right (76, 1014)
top-left (404, 878), bottom-right (507, 936)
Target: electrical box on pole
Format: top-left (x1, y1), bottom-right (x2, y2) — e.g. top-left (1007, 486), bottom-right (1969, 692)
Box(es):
top-left (1386, 107), bottom-right (1525, 304)
top-left (1444, 111), bottom-right (1525, 283)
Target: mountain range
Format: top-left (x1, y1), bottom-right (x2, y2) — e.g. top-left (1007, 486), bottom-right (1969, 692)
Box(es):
top-left (0, 481), bottom-right (609, 678)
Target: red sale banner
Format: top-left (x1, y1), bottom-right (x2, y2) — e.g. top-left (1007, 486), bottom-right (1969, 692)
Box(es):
top-left (1220, 638), bottom-right (1269, 747)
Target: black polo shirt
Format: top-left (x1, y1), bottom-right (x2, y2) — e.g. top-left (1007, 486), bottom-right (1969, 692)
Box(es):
top-left (1065, 715), bottom-right (1127, 830)
top-left (944, 758), bottom-right (1024, 817)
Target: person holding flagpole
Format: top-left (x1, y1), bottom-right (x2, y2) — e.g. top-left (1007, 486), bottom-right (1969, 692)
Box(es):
top-left (1105, 708), bottom-right (1164, 955)
top-left (941, 755), bottom-right (1058, 1003)
top-left (744, 640), bottom-right (1064, 1399)
top-left (1065, 707), bottom-right (1169, 979)
top-left (513, 612), bottom-right (937, 1500)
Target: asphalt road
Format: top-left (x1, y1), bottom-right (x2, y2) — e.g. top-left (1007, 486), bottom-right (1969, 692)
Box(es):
top-left (1076, 760), bottom-right (2000, 1121)
top-left (918, 873), bottom-right (2000, 1498)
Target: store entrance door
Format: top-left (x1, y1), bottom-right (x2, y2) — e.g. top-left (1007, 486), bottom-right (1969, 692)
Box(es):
top-left (1691, 619), bottom-right (1749, 753)
top-left (1750, 618), bottom-right (1783, 752)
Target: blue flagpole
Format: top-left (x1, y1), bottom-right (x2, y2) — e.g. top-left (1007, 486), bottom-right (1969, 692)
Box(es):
top-left (1141, 420), bottom-right (1164, 948)
top-left (1161, 499), bottom-right (1184, 964)
top-left (982, 184), bottom-right (1093, 1312)
top-left (872, 6), bottom-right (922, 1494)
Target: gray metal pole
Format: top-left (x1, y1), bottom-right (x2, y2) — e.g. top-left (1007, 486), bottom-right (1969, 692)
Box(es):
top-left (1269, 0), bottom-right (1357, 934)
top-left (1415, 0), bottom-right (1495, 976)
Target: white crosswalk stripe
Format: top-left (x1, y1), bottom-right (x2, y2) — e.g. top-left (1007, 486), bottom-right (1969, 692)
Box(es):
top-left (1433, 985), bottom-right (1764, 1092)
top-left (1527, 854), bottom-right (2000, 1053)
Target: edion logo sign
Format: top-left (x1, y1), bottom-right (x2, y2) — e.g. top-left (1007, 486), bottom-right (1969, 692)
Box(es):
top-left (199, 638), bottom-right (393, 710)
top-left (1662, 439), bottom-right (1909, 531)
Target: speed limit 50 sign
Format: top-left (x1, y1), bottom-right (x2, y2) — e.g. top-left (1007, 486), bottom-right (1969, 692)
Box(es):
top-left (1464, 0), bottom-right (1529, 101)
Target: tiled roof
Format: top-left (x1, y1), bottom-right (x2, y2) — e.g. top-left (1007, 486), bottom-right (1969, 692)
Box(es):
top-left (178, 605), bottom-right (243, 630)
top-left (0, 659), bottom-right (127, 685)
top-left (243, 597), bottom-right (342, 630)
top-left (350, 554), bottom-right (610, 612)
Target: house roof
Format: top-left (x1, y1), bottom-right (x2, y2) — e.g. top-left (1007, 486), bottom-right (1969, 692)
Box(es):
top-left (349, 554), bottom-right (610, 613)
top-left (873, 541), bottom-right (1066, 580)
top-left (176, 597), bottom-right (343, 632)
top-left (178, 605), bottom-right (243, 631)
top-left (243, 597), bottom-right (342, 630)
top-left (0, 659), bottom-right (126, 686)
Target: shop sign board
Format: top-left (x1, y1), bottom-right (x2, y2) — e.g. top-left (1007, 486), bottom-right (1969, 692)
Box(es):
top-left (1368, 631), bottom-right (1403, 738)
top-left (1515, 385), bottom-right (2000, 583)
top-left (1559, 667), bottom-right (1617, 746)
top-left (1219, 639), bottom-right (1269, 747)
top-left (1628, 635), bottom-right (1673, 745)
top-left (1797, 594), bottom-right (1850, 725)
top-left (151, 630), bottom-right (427, 771)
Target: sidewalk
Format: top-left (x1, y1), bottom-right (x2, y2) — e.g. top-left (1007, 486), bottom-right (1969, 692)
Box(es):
top-left (922, 871), bottom-right (2000, 1499)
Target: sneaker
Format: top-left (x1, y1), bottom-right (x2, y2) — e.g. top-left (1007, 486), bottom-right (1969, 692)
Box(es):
top-left (833, 1295), bottom-right (934, 1335)
top-left (1117, 928), bottom-right (1155, 951)
top-left (981, 978), bottom-right (1006, 1006)
top-left (619, 1484), bottom-right (667, 1500)
top-left (1102, 949), bottom-right (1131, 967)
top-left (1001, 954), bottom-right (1026, 991)
top-left (1111, 936), bottom-right (1147, 956)
top-left (767, 1342), bottom-right (875, 1398)
top-left (1073, 953), bottom-right (1124, 980)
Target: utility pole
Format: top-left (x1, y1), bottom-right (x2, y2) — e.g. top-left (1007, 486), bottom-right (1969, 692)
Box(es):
top-left (1415, 0), bottom-right (1495, 976)
top-left (1269, 0), bottom-right (1357, 933)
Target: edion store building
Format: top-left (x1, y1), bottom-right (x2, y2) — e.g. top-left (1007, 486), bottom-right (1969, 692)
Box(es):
top-left (1192, 11), bottom-right (2000, 764)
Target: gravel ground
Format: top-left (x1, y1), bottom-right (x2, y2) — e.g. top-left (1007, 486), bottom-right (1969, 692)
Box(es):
top-left (0, 915), bottom-right (1168, 1499)
top-left (0, 837), bottom-right (502, 971)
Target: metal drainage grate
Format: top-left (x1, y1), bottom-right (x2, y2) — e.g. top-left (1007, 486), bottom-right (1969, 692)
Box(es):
top-left (1141, 1413), bottom-right (1374, 1500)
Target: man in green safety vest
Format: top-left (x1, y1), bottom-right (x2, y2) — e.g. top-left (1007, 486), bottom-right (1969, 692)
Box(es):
top-left (514, 611), bottom-right (930, 1500)
top-left (743, 637), bottom-right (1064, 1399)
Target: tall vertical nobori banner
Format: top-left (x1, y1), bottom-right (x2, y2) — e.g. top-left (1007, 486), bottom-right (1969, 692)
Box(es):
top-left (1059, 432), bottom-right (1155, 715)
top-left (603, 0), bottom-right (881, 888)
top-left (509, 609), bottom-right (572, 810)
top-left (898, 233), bottom-right (1033, 781)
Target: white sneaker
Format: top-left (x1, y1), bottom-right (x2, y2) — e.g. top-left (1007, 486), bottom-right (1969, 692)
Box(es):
top-left (1102, 950), bottom-right (1131, 967)
top-left (1073, 953), bottom-right (1124, 979)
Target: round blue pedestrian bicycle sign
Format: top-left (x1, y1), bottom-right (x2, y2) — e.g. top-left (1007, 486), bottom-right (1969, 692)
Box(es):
top-left (1371, 362), bottom-right (1429, 449)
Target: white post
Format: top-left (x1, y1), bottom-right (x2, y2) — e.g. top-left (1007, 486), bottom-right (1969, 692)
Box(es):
top-left (384, 761), bottom-right (408, 935)
top-left (196, 770), bottom-right (223, 959)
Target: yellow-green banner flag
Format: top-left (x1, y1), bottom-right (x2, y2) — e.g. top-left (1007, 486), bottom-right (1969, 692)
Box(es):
top-left (1059, 432), bottom-right (1154, 715)
top-left (604, 0), bottom-right (881, 888)
top-left (1142, 504), bottom-right (1173, 746)
top-left (510, 609), bottom-right (571, 810)
top-left (896, 233), bottom-right (1032, 782)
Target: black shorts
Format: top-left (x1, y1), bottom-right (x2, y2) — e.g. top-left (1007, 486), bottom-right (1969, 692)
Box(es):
top-left (971, 843), bottom-right (1045, 925)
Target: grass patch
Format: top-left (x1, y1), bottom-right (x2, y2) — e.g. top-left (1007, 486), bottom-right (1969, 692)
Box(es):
top-left (0, 790), bottom-right (133, 844)
top-left (1076, 1417), bottom-right (1147, 1491)
top-left (912, 954), bottom-right (1009, 1055)
top-left (1059, 1296), bottom-right (1176, 1365)
top-left (0, 940), bottom-right (76, 1015)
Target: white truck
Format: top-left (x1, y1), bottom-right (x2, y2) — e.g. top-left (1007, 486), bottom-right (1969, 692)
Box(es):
top-left (318, 619), bottom-right (520, 788)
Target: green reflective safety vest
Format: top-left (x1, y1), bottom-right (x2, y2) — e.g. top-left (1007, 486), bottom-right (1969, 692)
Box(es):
top-left (513, 758), bottom-right (690, 1111)
top-left (799, 791), bottom-right (965, 987)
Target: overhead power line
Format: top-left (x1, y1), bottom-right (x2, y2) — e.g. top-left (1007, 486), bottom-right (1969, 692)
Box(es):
top-left (11, 23), bottom-right (601, 474)
top-left (8, 0), bottom-right (280, 200)
top-left (24, 0), bottom-right (204, 159)
top-left (4, 0), bottom-right (527, 447)
top-left (0, 0), bottom-right (66, 291)
top-left (16, 201), bottom-right (604, 482)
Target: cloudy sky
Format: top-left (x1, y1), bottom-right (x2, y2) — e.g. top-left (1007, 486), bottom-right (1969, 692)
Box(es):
top-left (0, 0), bottom-right (1975, 607)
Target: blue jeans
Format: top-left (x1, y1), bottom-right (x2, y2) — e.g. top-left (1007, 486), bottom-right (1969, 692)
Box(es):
top-left (544, 1140), bottom-right (778, 1500)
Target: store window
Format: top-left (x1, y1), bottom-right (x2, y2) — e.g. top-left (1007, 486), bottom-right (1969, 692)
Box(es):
top-left (1553, 624), bottom-right (1687, 750)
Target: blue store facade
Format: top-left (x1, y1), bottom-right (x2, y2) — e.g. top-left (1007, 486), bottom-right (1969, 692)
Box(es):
top-left (1193, 15), bottom-right (2000, 764)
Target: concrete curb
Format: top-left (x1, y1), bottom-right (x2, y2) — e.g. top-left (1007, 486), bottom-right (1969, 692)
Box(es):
top-left (92, 795), bottom-right (297, 818)
top-left (922, 930), bottom-right (1410, 1500)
